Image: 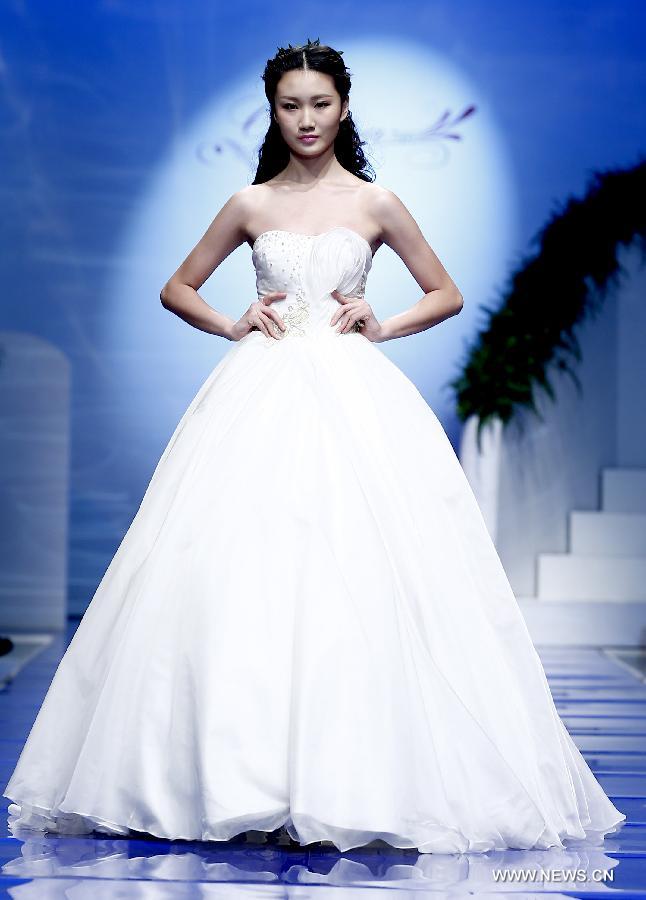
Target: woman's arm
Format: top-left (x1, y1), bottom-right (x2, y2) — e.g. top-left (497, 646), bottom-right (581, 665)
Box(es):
top-left (372, 188), bottom-right (463, 342)
top-left (160, 189), bottom-right (252, 340)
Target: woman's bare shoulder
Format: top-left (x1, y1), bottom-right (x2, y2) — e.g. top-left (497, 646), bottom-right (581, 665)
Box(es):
top-left (235, 183), bottom-right (272, 207)
top-left (354, 181), bottom-right (401, 225)
top-left (360, 180), bottom-right (398, 202)
top-left (228, 184), bottom-right (273, 229)
top-left (352, 179), bottom-right (394, 208)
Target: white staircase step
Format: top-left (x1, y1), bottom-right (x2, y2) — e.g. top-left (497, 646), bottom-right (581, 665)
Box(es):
top-left (602, 468), bottom-right (646, 513)
top-left (570, 510), bottom-right (646, 555)
top-left (537, 554), bottom-right (646, 601)
top-left (516, 600), bottom-right (646, 646)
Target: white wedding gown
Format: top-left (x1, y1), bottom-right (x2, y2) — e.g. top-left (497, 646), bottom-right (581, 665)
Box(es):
top-left (3, 226), bottom-right (626, 853)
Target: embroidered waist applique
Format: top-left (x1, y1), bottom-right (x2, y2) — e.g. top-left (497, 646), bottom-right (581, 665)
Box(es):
top-left (271, 290), bottom-right (310, 338)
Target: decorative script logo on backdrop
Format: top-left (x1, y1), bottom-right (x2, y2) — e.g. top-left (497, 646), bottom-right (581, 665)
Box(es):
top-left (195, 103), bottom-right (476, 170)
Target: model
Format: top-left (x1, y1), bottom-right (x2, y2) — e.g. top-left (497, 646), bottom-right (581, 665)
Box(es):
top-left (3, 39), bottom-right (626, 854)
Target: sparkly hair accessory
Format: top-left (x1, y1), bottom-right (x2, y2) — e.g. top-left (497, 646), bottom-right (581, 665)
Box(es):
top-left (272, 38), bottom-right (345, 66)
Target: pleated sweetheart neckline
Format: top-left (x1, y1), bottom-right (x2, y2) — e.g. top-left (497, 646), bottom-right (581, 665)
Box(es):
top-left (251, 226), bottom-right (374, 259)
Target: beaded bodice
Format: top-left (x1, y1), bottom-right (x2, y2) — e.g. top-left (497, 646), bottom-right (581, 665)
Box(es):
top-left (251, 226), bottom-right (373, 339)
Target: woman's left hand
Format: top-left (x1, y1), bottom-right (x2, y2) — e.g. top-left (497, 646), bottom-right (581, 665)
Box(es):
top-left (330, 290), bottom-right (385, 342)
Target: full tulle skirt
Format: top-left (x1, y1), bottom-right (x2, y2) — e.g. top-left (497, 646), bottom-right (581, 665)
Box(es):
top-left (3, 328), bottom-right (626, 852)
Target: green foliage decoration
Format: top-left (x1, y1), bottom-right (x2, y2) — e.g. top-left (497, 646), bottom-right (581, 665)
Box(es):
top-left (449, 158), bottom-right (646, 452)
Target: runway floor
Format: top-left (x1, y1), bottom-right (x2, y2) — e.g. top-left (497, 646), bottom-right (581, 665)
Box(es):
top-left (0, 619), bottom-right (645, 897)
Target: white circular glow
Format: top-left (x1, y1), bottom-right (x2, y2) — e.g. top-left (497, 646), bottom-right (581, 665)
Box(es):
top-left (109, 36), bottom-right (516, 482)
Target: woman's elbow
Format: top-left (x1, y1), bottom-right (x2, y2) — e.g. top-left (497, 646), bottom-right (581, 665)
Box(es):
top-left (448, 282), bottom-right (463, 314)
top-left (160, 283), bottom-right (173, 308)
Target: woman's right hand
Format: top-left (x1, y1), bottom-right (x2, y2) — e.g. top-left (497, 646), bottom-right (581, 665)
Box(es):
top-left (229, 292), bottom-right (288, 341)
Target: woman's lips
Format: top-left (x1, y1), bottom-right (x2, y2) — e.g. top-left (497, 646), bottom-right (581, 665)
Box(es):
top-left (298, 135), bottom-right (319, 143)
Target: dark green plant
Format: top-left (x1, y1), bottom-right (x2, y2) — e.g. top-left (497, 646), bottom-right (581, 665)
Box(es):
top-left (449, 158), bottom-right (646, 452)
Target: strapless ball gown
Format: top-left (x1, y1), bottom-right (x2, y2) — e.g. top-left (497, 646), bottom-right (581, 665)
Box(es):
top-left (3, 226), bottom-right (626, 853)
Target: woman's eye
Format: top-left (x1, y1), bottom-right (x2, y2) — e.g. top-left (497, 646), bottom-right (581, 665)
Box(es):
top-left (282, 102), bottom-right (330, 110)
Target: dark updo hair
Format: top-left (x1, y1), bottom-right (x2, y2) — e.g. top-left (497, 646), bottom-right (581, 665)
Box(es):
top-left (252, 38), bottom-right (375, 185)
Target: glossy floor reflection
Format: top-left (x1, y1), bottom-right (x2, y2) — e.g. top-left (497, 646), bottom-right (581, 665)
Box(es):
top-left (0, 622), bottom-right (645, 897)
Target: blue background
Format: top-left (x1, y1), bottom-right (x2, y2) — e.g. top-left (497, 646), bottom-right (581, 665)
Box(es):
top-left (1, 0), bottom-right (644, 614)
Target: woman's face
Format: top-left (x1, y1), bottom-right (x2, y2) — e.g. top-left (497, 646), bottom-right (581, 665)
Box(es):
top-left (273, 69), bottom-right (348, 156)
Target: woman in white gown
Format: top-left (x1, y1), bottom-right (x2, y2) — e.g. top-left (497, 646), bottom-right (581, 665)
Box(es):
top-left (4, 39), bottom-right (626, 854)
